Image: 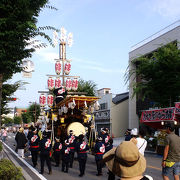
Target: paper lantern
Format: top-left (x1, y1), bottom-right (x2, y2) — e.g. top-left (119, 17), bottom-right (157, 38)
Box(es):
top-left (94, 101), bottom-right (100, 110)
top-left (72, 78), bottom-right (78, 91)
top-left (66, 78), bottom-right (72, 91)
top-left (64, 62), bottom-right (71, 75)
top-left (48, 77), bottom-right (54, 90)
top-left (39, 94), bottom-right (46, 107)
top-left (55, 60), bottom-right (61, 75)
top-left (55, 78), bottom-right (61, 89)
top-left (47, 94), bottom-right (54, 107)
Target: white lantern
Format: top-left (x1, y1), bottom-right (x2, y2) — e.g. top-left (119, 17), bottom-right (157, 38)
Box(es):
top-left (94, 101), bottom-right (100, 110)
top-left (63, 106), bottom-right (68, 114)
top-left (72, 78), bottom-right (78, 91)
top-left (64, 62), bottom-right (71, 75)
top-left (47, 94), bottom-right (54, 107)
top-left (39, 94), bottom-right (46, 107)
top-left (55, 78), bottom-right (61, 89)
top-left (66, 78), bottom-right (72, 91)
top-left (55, 60), bottom-right (61, 75)
top-left (70, 102), bottom-right (76, 109)
top-left (47, 77), bottom-right (54, 90)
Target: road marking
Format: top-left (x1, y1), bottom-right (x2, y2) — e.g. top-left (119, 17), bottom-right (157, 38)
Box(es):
top-left (2, 141), bottom-right (47, 180)
top-left (147, 165), bottom-right (161, 171)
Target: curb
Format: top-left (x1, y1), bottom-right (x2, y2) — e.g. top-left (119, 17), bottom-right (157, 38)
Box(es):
top-left (2, 141), bottom-right (47, 180)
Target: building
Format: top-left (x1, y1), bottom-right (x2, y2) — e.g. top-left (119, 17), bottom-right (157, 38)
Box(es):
top-left (94, 88), bottom-right (112, 133)
top-left (111, 92), bottom-right (129, 137)
top-left (14, 107), bottom-right (27, 117)
top-left (129, 20), bottom-right (180, 129)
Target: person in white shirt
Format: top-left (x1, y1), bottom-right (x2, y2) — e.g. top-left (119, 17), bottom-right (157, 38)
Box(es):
top-left (136, 128), bottom-right (147, 156)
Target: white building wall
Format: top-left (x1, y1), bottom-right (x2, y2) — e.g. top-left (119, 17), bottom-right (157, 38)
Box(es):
top-left (129, 22), bottom-right (180, 129)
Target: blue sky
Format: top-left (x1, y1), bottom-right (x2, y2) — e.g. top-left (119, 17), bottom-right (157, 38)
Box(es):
top-left (8, 0), bottom-right (180, 108)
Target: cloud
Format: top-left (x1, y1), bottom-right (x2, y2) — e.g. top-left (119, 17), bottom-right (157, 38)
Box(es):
top-left (35, 49), bottom-right (124, 74)
top-left (149, 0), bottom-right (180, 18)
top-left (35, 48), bottom-right (58, 63)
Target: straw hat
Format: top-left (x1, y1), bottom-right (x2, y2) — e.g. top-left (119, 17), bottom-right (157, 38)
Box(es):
top-left (103, 141), bottom-right (146, 178)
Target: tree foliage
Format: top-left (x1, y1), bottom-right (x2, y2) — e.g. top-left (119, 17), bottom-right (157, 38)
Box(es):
top-left (2, 81), bottom-right (28, 114)
top-left (0, 159), bottom-right (23, 180)
top-left (130, 42), bottom-right (180, 107)
top-left (21, 112), bottom-right (31, 124)
top-left (0, 0), bottom-right (57, 127)
top-left (13, 116), bottom-right (22, 124)
top-left (77, 79), bottom-right (97, 96)
top-left (2, 117), bottom-right (13, 125)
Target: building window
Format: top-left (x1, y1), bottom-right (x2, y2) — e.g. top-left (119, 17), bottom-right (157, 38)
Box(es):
top-left (100, 103), bottom-right (107, 110)
top-left (105, 91), bottom-right (109, 94)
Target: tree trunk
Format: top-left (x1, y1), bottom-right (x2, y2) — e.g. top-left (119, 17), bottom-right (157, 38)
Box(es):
top-left (0, 74), bottom-right (3, 129)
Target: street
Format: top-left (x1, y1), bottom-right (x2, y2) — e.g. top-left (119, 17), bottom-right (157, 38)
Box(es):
top-left (2, 133), bottom-right (173, 180)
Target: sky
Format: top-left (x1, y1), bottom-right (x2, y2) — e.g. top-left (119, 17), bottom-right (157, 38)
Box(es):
top-left (8, 0), bottom-right (180, 109)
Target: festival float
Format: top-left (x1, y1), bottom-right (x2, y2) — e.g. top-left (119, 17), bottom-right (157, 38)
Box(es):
top-left (38, 27), bottom-right (99, 150)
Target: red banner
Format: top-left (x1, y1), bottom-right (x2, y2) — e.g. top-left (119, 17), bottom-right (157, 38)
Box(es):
top-left (140, 108), bottom-right (175, 122)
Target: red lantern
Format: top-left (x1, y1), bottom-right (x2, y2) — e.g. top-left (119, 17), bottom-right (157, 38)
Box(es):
top-left (66, 78), bottom-right (72, 91)
top-left (48, 77), bottom-right (54, 90)
top-left (65, 62), bottom-right (71, 75)
top-left (47, 94), bottom-right (54, 107)
top-left (72, 78), bottom-right (78, 91)
top-left (55, 78), bottom-right (61, 89)
top-left (55, 60), bottom-right (61, 75)
top-left (39, 94), bottom-right (46, 107)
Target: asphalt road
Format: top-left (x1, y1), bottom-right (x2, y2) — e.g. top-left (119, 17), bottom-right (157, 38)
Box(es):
top-left (2, 132), bottom-right (175, 180)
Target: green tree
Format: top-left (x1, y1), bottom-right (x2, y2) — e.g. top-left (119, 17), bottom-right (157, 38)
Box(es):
top-left (0, 0), bottom-right (57, 127)
top-left (77, 79), bottom-right (97, 96)
top-left (28, 103), bottom-right (40, 122)
top-left (2, 117), bottom-right (13, 125)
top-left (129, 42), bottom-right (180, 108)
top-left (13, 116), bottom-right (22, 125)
top-left (2, 81), bottom-right (28, 115)
top-left (21, 112), bottom-right (31, 124)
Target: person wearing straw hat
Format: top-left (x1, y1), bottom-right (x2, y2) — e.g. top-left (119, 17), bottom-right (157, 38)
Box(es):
top-left (103, 141), bottom-right (153, 180)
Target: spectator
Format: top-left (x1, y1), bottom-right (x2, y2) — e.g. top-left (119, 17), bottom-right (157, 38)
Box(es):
top-left (130, 128), bottom-right (138, 145)
top-left (162, 123), bottom-right (180, 180)
top-left (136, 128), bottom-right (147, 156)
top-left (103, 141), bottom-right (153, 180)
top-left (124, 129), bottom-right (132, 141)
top-left (15, 128), bottom-right (27, 158)
top-left (2, 128), bottom-right (7, 142)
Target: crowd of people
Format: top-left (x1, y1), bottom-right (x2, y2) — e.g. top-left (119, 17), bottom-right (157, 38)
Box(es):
top-left (12, 123), bottom-right (180, 180)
